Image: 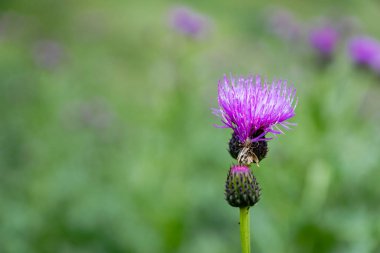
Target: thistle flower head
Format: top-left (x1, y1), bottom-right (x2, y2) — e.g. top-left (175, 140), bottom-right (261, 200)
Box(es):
top-left (214, 74), bottom-right (297, 143)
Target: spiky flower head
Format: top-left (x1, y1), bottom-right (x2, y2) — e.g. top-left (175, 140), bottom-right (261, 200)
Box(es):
top-left (225, 165), bottom-right (261, 208)
top-left (213, 75), bottom-right (297, 165)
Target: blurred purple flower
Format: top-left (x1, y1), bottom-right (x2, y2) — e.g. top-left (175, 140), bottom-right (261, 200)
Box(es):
top-left (63, 98), bottom-right (115, 131)
top-left (347, 36), bottom-right (380, 65)
top-left (335, 16), bottom-right (361, 37)
top-left (213, 75), bottom-right (297, 143)
top-left (168, 6), bottom-right (210, 39)
top-left (309, 26), bottom-right (339, 56)
top-left (0, 12), bottom-right (27, 39)
top-left (33, 40), bottom-right (65, 69)
top-left (266, 8), bottom-right (302, 41)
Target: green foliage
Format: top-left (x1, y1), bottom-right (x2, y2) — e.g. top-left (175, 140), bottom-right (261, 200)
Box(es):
top-left (1, 1), bottom-right (380, 253)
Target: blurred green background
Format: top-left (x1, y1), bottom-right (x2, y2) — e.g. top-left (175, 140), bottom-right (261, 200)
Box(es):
top-left (1, 0), bottom-right (380, 252)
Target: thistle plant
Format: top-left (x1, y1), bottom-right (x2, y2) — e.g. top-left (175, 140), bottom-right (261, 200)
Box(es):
top-left (214, 74), bottom-right (297, 253)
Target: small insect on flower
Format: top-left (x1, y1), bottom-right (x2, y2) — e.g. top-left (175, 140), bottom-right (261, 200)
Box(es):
top-left (213, 75), bottom-right (297, 166)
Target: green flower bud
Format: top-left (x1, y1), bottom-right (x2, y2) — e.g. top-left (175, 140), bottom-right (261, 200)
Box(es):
top-left (225, 165), bottom-right (261, 208)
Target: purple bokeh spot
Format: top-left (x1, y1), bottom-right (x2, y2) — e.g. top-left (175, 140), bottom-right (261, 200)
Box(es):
top-left (266, 8), bottom-right (302, 41)
top-left (168, 6), bottom-right (210, 39)
top-left (33, 40), bottom-right (65, 70)
top-left (347, 36), bottom-right (380, 65)
top-left (309, 26), bottom-right (339, 56)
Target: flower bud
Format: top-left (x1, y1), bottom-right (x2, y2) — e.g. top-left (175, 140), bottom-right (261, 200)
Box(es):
top-left (225, 165), bottom-right (261, 207)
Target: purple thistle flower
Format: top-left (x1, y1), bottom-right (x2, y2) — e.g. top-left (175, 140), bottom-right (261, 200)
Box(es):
top-left (214, 75), bottom-right (297, 165)
top-left (347, 36), bottom-right (380, 65)
top-left (309, 26), bottom-right (339, 57)
top-left (168, 6), bottom-right (210, 39)
top-left (214, 75), bottom-right (297, 143)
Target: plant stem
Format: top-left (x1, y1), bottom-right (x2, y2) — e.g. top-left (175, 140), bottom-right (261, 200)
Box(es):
top-left (239, 207), bottom-right (250, 253)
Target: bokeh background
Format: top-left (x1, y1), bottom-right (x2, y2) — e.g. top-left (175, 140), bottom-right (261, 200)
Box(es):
top-left (1, 0), bottom-right (380, 252)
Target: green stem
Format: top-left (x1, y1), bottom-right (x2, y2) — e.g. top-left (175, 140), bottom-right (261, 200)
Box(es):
top-left (239, 207), bottom-right (250, 253)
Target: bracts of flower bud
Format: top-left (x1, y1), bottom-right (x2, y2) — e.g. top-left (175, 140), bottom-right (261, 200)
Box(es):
top-left (225, 165), bottom-right (261, 208)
